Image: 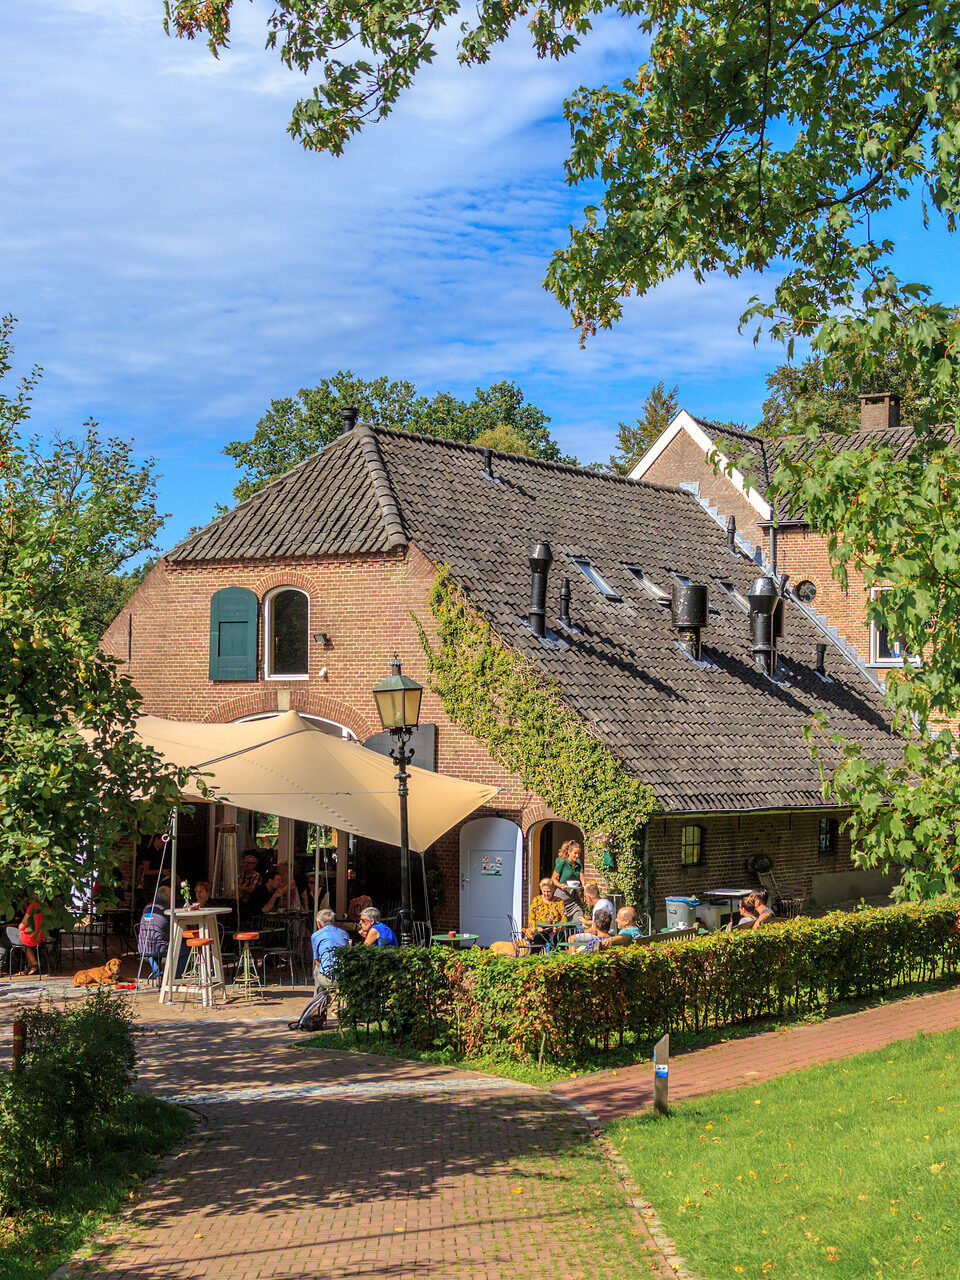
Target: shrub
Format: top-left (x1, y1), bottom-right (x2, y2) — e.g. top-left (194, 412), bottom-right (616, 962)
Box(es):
top-left (334, 901), bottom-right (960, 1064)
top-left (0, 989), bottom-right (137, 1210)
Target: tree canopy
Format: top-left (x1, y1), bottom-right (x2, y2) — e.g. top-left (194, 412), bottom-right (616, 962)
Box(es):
top-left (607, 381), bottom-right (678, 475)
top-left (0, 319), bottom-right (195, 919)
top-left (224, 373), bottom-right (571, 500)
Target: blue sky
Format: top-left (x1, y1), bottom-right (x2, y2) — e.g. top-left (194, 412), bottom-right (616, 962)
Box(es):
top-left (2, 2), bottom-right (953, 551)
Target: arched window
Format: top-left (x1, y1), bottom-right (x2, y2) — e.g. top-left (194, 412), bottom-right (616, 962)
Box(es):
top-left (264, 588), bottom-right (309, 679)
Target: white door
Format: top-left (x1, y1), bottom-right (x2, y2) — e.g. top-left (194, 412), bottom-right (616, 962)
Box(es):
top-left (459, 817), bottom-right (523, 946)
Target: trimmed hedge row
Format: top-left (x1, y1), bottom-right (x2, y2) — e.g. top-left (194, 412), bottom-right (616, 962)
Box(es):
top-left (334, 901), bottom-right (960, 1063)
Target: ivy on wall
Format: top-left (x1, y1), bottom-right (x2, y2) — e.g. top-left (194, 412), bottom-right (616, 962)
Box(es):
top-left (414, 571), bottom-right (658, 906)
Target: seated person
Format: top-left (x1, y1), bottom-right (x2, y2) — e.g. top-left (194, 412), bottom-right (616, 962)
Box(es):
top-left (190, 881), bottom-right (212, 909)
top-left (525, 879), bottom-right (565, 946)
top-left (738, 889), bottom-right (776, 929)
top-left (137, 888), bottom-right (170, 979)
top-left (576, 909), bottom-right (614, 952)
top-left (0, 899), bottom-right (44, 975)
top-left (310, 908), bottom-right (351, 1025)
top-left (238, 851), bottom-right (262, 916)
top-left (615, 905), bottom-right (645, 940)
top-left (358, 907), bottom-right (398, 947)
top-left (571, 884), bottom-right (618, 945)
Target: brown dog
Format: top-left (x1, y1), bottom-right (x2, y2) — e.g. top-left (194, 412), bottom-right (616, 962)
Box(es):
top-left (73, 957), bottom-right (121, 987)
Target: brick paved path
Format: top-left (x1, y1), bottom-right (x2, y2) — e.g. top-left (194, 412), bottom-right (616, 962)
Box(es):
top-left (551, 985), bottom-right (960, 1123)
top-left (68, 1023), bottom-right (674, 1280)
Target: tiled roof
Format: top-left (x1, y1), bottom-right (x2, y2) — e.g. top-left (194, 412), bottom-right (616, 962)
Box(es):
top-left (166, 428), bottom-right (405, 562)
top-left (169, 425), bottom-right (901, 813)
top-left (690, 417), bottom-right (774, 488)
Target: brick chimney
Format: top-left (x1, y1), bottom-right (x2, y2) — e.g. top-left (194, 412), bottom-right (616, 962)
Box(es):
top-left (859, 392), bottom-right (900, 432)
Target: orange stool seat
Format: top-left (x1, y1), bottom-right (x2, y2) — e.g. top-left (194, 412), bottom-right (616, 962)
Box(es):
top-left (182, 929), bottom-right (200, 940)
top-left (184, 936), bottom-right (212, 948)
top-left (234, 932), bottom-right (259, 941)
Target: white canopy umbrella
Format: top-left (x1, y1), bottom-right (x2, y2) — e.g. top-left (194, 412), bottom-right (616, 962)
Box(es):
top-left (122, 710), bottom-right (498, 849)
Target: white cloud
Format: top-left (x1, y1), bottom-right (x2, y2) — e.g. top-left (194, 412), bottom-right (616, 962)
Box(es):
top-left (2, 0), bottom-right (780, 540)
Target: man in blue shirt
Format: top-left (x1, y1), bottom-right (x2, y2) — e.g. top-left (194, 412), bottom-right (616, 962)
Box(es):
top-left (358, 906), bottom-right (398, 947)
top-left (310, 908), bottom-right (351, 1027)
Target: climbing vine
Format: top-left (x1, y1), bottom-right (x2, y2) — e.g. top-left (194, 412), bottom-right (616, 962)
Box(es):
top-left (414, 571), bottom-right (658, 906)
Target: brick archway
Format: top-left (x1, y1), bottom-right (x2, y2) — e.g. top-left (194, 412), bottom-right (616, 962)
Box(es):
top-left (202, 691), bottom-right (377, 740)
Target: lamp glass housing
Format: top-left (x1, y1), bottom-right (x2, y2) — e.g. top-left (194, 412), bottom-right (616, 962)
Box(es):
top-left (373, 660), bottom-right (423, 732)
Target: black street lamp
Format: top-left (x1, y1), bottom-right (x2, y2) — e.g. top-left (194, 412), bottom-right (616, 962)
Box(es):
top-left (372, 655), bottom-right (423, 948)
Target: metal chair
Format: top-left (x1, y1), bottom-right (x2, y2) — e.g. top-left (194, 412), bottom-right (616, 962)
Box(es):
top-left (411, 921), bottom-right (433, 947)
top-left (507, 914), bottom-right (536, 955)
top-left (758, 870), bottom-right (806, 918)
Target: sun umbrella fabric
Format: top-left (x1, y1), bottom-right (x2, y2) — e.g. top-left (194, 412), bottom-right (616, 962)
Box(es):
top-left (117, 711), bottom-right (497, 849)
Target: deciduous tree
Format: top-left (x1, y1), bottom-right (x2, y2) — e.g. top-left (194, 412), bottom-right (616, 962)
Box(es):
top-left (224, 373), bottom-right (570, 500)
top-left (0, 319), bottom-right (196, 919)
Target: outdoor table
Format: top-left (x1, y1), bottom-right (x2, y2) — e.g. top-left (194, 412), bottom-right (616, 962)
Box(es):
top-left (432, 933), bottom-right (479, 950)
top-left (64, 920), bottom-right (109, 963)
top-left (159, 906), bottom-right (231, 1007)
top-left (701, 889), bottom-right (753, 926)
top-left (539, 920), bottom-right (579, 952)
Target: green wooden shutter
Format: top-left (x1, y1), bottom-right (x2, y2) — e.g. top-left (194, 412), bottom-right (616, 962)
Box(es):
top-left (209, 587), bottom-right (258, 681)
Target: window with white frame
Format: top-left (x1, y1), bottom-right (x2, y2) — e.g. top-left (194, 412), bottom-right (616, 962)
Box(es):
top-left (869, 588), bottom-right (907, 666)
top-left (264, 587), bottom-right (309, 678)
top-left (572, 557), bottom-right (621, 601)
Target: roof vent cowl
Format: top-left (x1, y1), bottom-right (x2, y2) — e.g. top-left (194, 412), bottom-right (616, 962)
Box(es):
top-left (671, 582), bottom-right (708, 661)
top-left (528, 542), bottom-right (553, 638)
top-left (341, 406), bottom-right (358, 431)
top-left (747, 575), bottom-right (781, 675)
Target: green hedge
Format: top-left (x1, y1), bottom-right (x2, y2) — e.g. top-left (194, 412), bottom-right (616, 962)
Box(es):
top-left (334, 901), bottom-right (960, 1063)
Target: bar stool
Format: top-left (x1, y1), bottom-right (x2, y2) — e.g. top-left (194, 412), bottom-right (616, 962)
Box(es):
top-left (231, 931), bottom-right (263, 1001)
top-left (180, 936), bottom-right (216, 1008)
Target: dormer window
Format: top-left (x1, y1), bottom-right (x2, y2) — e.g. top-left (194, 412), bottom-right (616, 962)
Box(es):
top-left (264, 587), bottom-right (309, 679)
top-left (572, 558), bottom-right (621, 601)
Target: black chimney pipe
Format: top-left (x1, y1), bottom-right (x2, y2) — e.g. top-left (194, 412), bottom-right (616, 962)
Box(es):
top-left (747, 575), bottom-right (780, 676)
top-left (726, 514), bottom-right (736, 554)
top-left (341, 406), bottom-right (358, 431)
top-left (528, 542), bottom-right (553, 638)
top-left (816, 643), bottom-right (827, 677)
top-left (559, 577), bottom-right (572, 629)
top-left (483, 449), bottom-right (494, 479)
top-left (671, 582), bottom-right (709, 661)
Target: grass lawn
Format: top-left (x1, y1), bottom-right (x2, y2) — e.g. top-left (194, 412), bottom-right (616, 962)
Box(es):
top-left (609, 1028), bottom-right (960, 1280)
top-left (0, 1096), bottom-right (193, 1280)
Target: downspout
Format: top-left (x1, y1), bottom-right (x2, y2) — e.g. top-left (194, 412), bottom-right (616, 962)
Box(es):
top-left (642, 823), bottom-right (651, 933)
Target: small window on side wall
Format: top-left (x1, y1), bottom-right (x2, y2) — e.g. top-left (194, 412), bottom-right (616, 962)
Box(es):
top-left (818, 816), bottom-right (839, 857)
top-left (680, 824), bottom-right (704, 866)
top-left (265, 587), bottom-right (309, 679)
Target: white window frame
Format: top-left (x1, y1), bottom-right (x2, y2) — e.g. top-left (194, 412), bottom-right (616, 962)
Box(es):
top-left (263, 586), bottom-right (310, 680)
top-left (868, 587), bottom-right (907, 668)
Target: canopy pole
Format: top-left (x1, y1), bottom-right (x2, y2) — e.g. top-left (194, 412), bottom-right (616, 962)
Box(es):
top-left (419, 851), bottom-right (431, 931)
top-left (335, 829), bottom-right (349, 917)
top-left (159, 808), bottom-right (179, 1006)
top-left (313, 826), bottom-right (321, 921)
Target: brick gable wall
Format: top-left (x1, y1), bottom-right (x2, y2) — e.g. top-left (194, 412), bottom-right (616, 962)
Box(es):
top-left (640, 429), bottom-right (769, 548)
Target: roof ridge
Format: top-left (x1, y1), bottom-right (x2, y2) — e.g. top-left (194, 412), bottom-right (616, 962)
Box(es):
top-left (365, 422), bottom-right (683, 494)
top-left (695, 417), bottom-right (760, 442)
top-left (353, 424), bottom-right (408, 549)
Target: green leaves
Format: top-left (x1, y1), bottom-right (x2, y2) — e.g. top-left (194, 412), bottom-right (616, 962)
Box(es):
top-left (0, 319), bottom-right (198, 920)
top-left (223, 374), bottom-right (571, 502)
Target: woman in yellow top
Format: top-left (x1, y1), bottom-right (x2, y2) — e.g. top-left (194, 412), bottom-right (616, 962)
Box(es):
top-left (525, 879), bottom-right (565, 949)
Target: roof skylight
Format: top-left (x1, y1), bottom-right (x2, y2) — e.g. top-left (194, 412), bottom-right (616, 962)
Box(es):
top-left (625, 565), bottom-right (670, 605)
top-left (572, 558), bottom-right (621, 601)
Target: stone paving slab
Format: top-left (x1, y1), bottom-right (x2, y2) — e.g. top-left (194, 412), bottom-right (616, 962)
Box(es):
top-left (552, 984), bottom-right (960, 1122)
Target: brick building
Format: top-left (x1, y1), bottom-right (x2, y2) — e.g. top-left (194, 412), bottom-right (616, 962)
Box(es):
top-left (104, 418), bottom-right (904, 936)
top-left (630, 393), bottom-right (920, 683)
